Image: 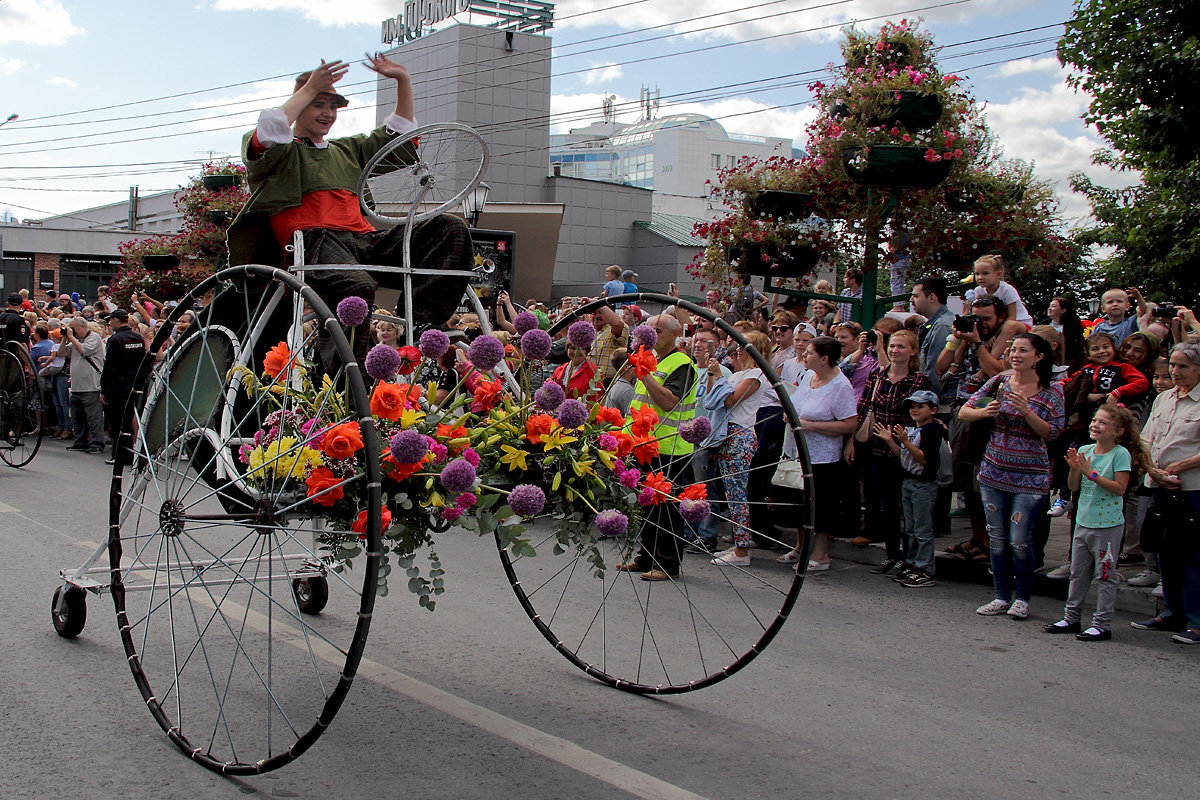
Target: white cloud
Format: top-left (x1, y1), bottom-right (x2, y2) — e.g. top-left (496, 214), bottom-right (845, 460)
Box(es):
top-left (581, 62), bottom-right (623, 86)
top-left (556, 0), bottom-right (1036, 44)
top-left (0, 0), bottom-right (81, 45)
top-left (213, 0), bottom-right (394, 27)
top-left (1, 58), bottom-right (23, 74)
top-left (994, 56), bottom-right (1063, 78)
top-left (46, 76), bottom-right (76, 88)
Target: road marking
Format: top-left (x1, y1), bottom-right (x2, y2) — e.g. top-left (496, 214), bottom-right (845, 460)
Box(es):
top-left (0, 500), bottom-right (18, 513)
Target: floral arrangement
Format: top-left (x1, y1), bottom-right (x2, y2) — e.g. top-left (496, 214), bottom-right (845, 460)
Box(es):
top-left (110, 161), bottom-right (249, 308)
top-left (230, 302), bottom-right (714, 608)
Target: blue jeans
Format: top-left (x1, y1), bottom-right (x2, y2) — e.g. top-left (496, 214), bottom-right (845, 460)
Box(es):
top-left (686, 446), bottom-right (725, 544)
top-left (50, 373), bottom-right (71, 431)
top-left (901, 477), bottom-right (937, 572)
top-left (980, 485), bottom-right (1046, 603)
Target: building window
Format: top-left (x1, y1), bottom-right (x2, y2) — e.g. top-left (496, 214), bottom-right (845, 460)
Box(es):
top-left (711, 153), bottom-right (720, 168)
top-left (725, 155), bottom-right (735, 168)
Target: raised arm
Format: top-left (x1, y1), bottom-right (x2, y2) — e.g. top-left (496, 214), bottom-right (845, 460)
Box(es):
top-left (364, 53), bottom-right (414, 122)
top-left (281, 60), bottom-right (349, 126)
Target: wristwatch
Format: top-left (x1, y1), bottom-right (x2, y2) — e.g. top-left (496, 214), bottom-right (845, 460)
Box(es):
top-left (1088, 470), bottom-right (1100, 482)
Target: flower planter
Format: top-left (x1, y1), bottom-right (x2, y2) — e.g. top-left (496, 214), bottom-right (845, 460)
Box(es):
top-left (866, 90), bottom-right (943, 130)
top-left (201, 174), bottom-right (239, 190)
top-left (845, 39), bottom-right (911, 68)
top-left (730, 241), bottom-right (820, 279)
top-left (208, 210), bottom-right (233, 226)
top-left (840, 145), bottom-right (953, 189)
top-left (749, 191), bottom-right (815, 220)
top-left (142, 254), bottom-right (180, 271)
top-left (944, 189), bottom-right (976, 212)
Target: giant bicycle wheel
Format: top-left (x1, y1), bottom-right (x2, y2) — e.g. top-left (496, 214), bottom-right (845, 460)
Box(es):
top-left (496, 293), bottom-right (816, 693)
top-left (0, 342), bottom-right (44, 468)
top-left (109, 265), bottom-right (382, 774)
top-left (357, 122), bottom-right (489, 228)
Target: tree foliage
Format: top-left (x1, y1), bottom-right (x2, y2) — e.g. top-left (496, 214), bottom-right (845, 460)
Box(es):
top-left (1059, 0), bottom-right (1200, 302)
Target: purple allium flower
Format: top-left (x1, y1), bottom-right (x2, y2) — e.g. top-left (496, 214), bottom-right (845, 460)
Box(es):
top-left (679, 416), bottom-right (713, 445)
top-left (462, 447), bottom-right (481, 467)
top-left (520, 328), bottom-right (552, 360)
top-left (455, 492), bottom-right (477, 509)
top-left (679, 499), bottom-right (712, 524)
top-left (619, 468), bottom-right (641, 489)
top-left (467, 334), bottom-right (505, 372)
top-left (632, 324), bottom-right (658, 350)
top-left (567, 319), bottom-right (597, 350)
top-left (389, 429), bottom-right (428, 464)
top-left (597, 434), bottom-right (618, 451)
top-left (637, 487), bottom-right (655, 506)
top-left (336, 296), bottom-right (370, 328)
top-left (595, 509), bottom-right (628, 538)
top-left (439, 458), bottom-right (477, 493)
top-left (365, 344), bottom-right (402, 381)
top-left (419, 328), bottom-right (451, 360)
top-left (534, 380), bottom-right (565, 411)
top-left (556, 398), bottom-right (588, 429)
top-left (513, 311), bottom-right (539, 335)
top-left (508, 484), bottom-right (546, 518)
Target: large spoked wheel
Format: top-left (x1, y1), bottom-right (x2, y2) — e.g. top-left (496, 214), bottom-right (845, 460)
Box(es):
top-left (357, 122), bottom-right (489, 228)
top-left (496, 293), bottom-right (816, 693)
top-left (109, 265), bottom-right (382, 775)
top-left (0, 342), bottom-right (44, 468)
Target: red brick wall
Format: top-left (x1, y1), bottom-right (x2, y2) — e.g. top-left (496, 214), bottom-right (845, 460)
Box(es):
top-left (33, 252), bottom-right (59, 295)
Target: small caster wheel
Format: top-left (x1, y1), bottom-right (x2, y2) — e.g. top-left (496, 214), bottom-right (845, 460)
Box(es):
top-left (292, 576), bottom-right (329, 615)
top-left (52, 586), bottom-right (87, 638)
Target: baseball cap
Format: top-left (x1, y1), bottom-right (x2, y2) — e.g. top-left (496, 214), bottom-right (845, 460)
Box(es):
top-left (109, 308), bottom-right (130, 322)
top-left (6, 292), bottom-right (22, 305)
top-left (620, 269), bottom-right (637, 280)
top-left (903, 389), bottom-right (939, 407)
top-left (794, 322), bottom-right (818, 338)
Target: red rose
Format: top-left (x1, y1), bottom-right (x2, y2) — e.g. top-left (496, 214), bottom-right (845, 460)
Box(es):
top-left (322, 422), bottom-right (364, 460)
top-left (352, 506), bottom-right (393, 538)
top-left (370, 382), bottom-right (406, 421)
top-left (397, 346), bottom-right (422, 375)
top-left (305, 467), bottom-right (344, 506)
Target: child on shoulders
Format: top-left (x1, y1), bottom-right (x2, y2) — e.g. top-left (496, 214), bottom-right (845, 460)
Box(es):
top-left (966, 254), bottom-right (1034, 328)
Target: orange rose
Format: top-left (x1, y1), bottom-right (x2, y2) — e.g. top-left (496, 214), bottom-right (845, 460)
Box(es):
top-left (611, 430), bottom-right (635, 458)
top-left (305, 467), bottom-right (344, 506)
top-left (263, 342), bottom-right (292, 379)
top-left (595, 405), bottom-right (625, 428)
top-left (525, 413), bottom-right (555, 445)
top-left (631, 435), bottom-right (660, 465)
top-left (678, 482), bottom-right (708, 502)
top-left (628, 346), bottom-right (658, 379)
top-left (352, 506), bottom-right (393, 538)
top-left (471, 379), bottom-right (503, 413)
top-left (629, 404), bottom-right (659, 437)
top-left (435, 422), bottom-right (470, 453)
top-left (383, 451), bottom-right (429, 482)
top-left (322, 421), bottom-right (364, 460)
top-left (370, 381), bottom-right (407, 421)
top-left (641, 470), bottom-right (673, 505)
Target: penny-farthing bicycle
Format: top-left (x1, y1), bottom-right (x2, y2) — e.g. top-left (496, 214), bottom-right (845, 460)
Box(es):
top-left (0, 340), bottom-right (44, 469)
top-left (52, 122), bottom-right (815, 774)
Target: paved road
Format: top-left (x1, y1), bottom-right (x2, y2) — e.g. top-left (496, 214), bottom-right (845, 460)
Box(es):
top-left (2, 443), bottom-right (1198, 799)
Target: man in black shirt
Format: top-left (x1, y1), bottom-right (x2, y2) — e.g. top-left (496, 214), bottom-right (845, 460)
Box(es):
top-left (100, 309), bottom-right (147, 463)
top-left (1, 292), bottom-right (31, 346)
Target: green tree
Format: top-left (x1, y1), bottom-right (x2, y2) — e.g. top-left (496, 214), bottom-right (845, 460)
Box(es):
top-left (1059, 0), bottom-right (1200, 301)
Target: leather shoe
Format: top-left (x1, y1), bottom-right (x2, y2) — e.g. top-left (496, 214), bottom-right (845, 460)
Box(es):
top-left (1043, 620), bottom-right (1082, 634)
top-left (850, 536), bottom-right (875, 547)
top-left (66, 442), bottom-right (89, 451)
top-left (616, 560), bottom-right (650, 573)
top-left (640, 569), bottom-right (677, 582)
top-left (1076, 628), bottom-right (1112, 641)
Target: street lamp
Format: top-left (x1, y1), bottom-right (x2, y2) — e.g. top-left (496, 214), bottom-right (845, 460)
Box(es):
top-left (462, 182), bottom-right (490, 228)
top-left (0, 114), bottom-right (17, 129)
top-left (1087, 297), bottom-right (1101, 318)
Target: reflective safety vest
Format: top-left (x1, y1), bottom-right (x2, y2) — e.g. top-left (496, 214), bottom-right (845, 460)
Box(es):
top-left (628, 350), bottom-right (698, 456)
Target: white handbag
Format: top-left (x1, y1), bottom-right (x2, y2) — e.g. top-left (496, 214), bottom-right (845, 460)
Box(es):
top-left (771, 458), bottom-right (806, 490)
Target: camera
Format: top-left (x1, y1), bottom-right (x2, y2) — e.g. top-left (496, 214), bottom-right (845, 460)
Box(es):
top-left (1152, 303), bottom-right (1177, 318)
top-left (953, 314), bottom-right (982, 335)
top-left (864, 329), bottom-right (878, 346)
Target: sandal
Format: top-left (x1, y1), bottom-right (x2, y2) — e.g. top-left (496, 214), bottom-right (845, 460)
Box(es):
top-left (944, 539), bottom-right (974, 556)
top-left (947, 540), bottom-right (988, 561)
top-left (776, 550), bottom-right (803, 564)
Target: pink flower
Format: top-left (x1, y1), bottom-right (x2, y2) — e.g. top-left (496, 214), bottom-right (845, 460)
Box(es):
top-left (620, 468), bottom-right (641, 489)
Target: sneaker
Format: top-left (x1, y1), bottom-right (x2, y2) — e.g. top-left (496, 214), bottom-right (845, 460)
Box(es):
top-left (899, 571), bottom-right (936, 588)
top-left (87, 444), bottom-right (105, 454)
top-left (890, 562), bottom-right (913, 581)
top-left (1047, 498), bottom-right (1071, 517)
top-left (710, 550), bottom-right (751, 567)
top-left (1006, 599), bottom-right (1030, 619)
top-left (976, 599), bottom-right (1010, 616)
top-left (685, 539), bottom-right (718, 555)
top-left (1117, 552), bottom-right (1145, 566)
top-left (1170, 629), bottom-right (1200, 645)
top-left (1045, 563), bottom-right (1072, 579)
top-left (1130, 616), bottom-right (1185, 632)
top-left (1127, 569), bottom-right (1160, 587)
top-left (870, 559), bottom-right (902, 575)
top-left (66, 442), bottom-right (89, 451)
top-left (1152, 582), bottom-right (1164, 598)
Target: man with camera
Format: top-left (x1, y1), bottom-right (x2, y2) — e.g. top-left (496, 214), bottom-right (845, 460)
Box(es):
top-left (60, 316), bottom-right (106, 455)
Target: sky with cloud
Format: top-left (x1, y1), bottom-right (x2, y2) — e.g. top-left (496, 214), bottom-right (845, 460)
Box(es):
top-left (0, 0), bottom-right (1124, 225)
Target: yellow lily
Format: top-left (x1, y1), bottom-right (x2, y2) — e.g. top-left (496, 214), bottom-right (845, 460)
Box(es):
top-left (499, 444), bottom-right (529, 472)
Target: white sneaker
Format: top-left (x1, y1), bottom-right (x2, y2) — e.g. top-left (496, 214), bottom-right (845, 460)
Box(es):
top-left (976, 599), bottom-right (1010, 616)
top-left (1047, 498), bottom-right (1071, 517)
top-left (1007, 599), bottom-right (1030, 619)
top-left (1127, 569), bottom-right (1160, 587)
top-left (1152, 582), bottom-right (1164, 598)
top-left (1046, 563), bottom-right (1071, 579)
top-left (710, 550), bottom-right (751, 567)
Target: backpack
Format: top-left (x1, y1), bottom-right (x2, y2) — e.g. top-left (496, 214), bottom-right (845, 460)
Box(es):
top-left (935, 437), bottom-right (955, 488)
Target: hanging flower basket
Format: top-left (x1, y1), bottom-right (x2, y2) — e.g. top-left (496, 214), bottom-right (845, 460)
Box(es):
top-left (748, 191), bottom-right (815, 220)
top-left (865, 90), bottom-right (943, 130)
top-left (840, 145), bottom-right (953, 189)
top-left (730, 241), bottom-right (820, 279)
top-left (142, 254), bottom-right (181, 271)
top-left (201, 174), bottom-right (239, 190)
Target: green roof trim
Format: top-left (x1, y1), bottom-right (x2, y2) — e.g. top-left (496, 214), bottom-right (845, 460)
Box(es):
top-left (633, 213), bottom-right (706, 247)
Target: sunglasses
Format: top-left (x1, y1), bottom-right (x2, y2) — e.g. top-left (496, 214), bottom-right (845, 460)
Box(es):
top-left (770, 325), bottom-right (790, 333)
